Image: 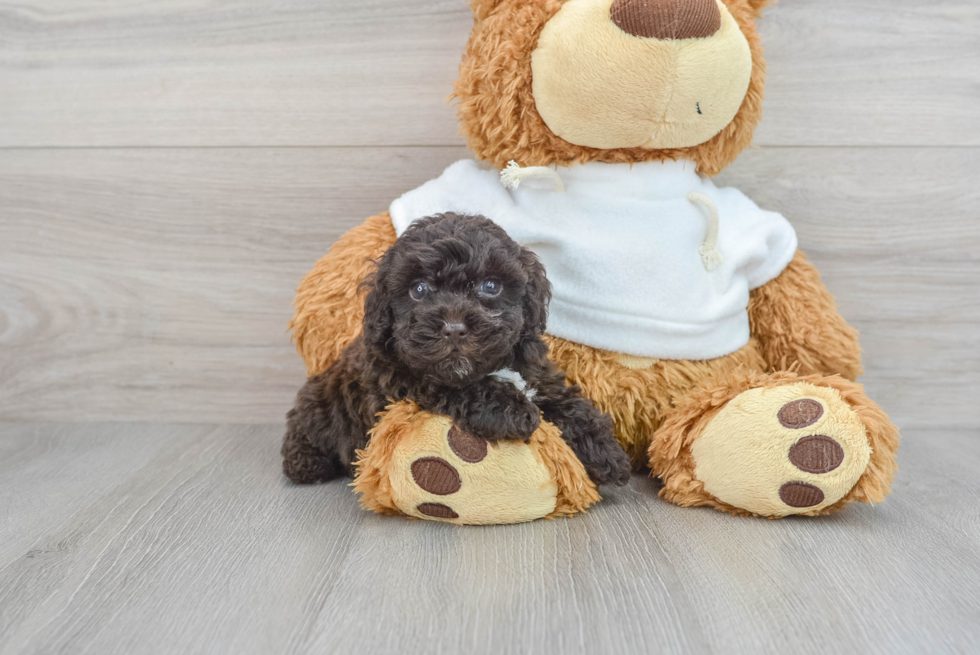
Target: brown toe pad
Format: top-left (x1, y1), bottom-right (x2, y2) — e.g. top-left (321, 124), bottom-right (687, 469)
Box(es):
top-left (410, 457), bottom-right (462, 495)
top-left (778, 399), bottom-right (824, 429)
top-left (447, 425), bottom-right (488, 463)
top-left (779, 482), bottom-right (825, 508)
top-left (789, 435), bottom-right (844, 474)
top-left (417, 503), bottom-right (459, 519)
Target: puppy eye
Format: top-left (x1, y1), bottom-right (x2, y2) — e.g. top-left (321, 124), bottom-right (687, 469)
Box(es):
top-left (409, 281), bottom-right (430, 301)
top-left (479, 280), bottom-right (502, 297)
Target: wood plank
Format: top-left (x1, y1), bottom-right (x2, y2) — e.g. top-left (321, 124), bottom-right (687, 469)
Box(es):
top-left (1, 146), bottom-right (978, 428)
top-left (0, 422), bottom-right (977, 654)
top-left (0, 146), bottom-right (467, 423)
top-left (0, 0), bottom-right (976, 148)
top-left (753, 1), bottom-right (980, 146)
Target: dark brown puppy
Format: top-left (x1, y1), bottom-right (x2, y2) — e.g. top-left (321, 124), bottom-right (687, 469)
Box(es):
top-left (282, 213), bottom-right (631, 487)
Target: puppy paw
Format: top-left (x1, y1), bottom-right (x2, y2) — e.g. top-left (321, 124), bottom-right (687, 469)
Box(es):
top-left (280, 428), bottom-right (343, 484)
top-left (579, 433), bottom-right (632, 487)
top-left (463, 396), bottom-right (541, 441)
top-left (601, 446), bottom-right (633, 487)
top-left (510, 399), bottom-right (542, 441)
top-left (555, 412), bottom-right (631, 487)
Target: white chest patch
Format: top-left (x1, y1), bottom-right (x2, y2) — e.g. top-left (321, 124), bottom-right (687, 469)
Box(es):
top-left (490, 368), bottom-right (538, 400)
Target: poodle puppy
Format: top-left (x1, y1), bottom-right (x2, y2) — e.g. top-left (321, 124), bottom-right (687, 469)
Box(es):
top-left (282, 213), bottom-right (631, 487)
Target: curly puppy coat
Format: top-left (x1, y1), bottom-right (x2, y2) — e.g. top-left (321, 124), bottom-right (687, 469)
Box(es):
top-left (282, 213), bottom-right (631, 487)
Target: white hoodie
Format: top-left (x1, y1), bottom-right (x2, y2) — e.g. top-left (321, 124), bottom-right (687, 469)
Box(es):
top-left (389, 159), bottom-right (796, 360)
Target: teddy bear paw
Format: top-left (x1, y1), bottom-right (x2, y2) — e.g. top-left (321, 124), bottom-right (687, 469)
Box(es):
top-left (690, 383), bottom-right (872, 517)
top-left (353, 402), bottom-right (599, 524)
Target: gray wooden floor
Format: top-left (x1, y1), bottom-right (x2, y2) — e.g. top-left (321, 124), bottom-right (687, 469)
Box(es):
top-left (1, 0), bottom-right (979, 653)
top-left (1, 423), bottom-right (978, 655)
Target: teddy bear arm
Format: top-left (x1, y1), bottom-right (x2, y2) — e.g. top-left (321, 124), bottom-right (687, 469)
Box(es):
top-left (289, 212), bottom-right (397, 377)
top-left (748, 249), bottom-right (863, 381)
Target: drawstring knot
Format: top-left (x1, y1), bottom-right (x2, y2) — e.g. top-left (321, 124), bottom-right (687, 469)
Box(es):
top-left (500, 160), bottom-right (565, 193)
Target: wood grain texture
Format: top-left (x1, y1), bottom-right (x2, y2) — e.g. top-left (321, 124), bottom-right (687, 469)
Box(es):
top-left (0, 146), bottom-right (464, 423)
top-left (0, 0), bottom-right (977, 148)
top-left (1, 1), bottom-right (977, 653)
top-left (0, 422), bottom-right (977, 655)
top-left (2, 146), bottom-right (978, 428)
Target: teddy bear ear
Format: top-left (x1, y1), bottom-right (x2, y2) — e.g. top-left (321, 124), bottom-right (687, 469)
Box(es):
top-left (470, 0), bottom-right (503, 21)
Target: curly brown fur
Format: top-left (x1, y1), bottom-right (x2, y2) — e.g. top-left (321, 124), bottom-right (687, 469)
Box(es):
top-left (283, 213), bottom-right (630, 487)
top-left (455, 0), bottom-right (768, 176)
top-left (748, 249), bottom-right (863, 380)
top-left (545, 335), bottom-right (767, 465)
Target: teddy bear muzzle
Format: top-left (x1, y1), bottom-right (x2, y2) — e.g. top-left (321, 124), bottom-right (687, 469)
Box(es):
top-left (530, 0), bottom-right (753, 151)
top-left (610, 0), bottom-right (721, 40)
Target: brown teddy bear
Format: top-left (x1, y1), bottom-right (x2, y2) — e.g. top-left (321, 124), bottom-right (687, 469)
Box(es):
top-left (286, 0), bottom-right (900, 523)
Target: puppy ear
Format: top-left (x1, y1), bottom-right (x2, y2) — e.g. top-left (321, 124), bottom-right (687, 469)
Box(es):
top-left (361, 258), bottom-right (395, 360)
top-left (511, 246), bottom-right (552, 372)
top-left (519, 247), bottom-right (551, 338)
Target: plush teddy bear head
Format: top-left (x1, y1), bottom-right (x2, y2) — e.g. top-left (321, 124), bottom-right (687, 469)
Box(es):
top-left (455, 0), bottom-right (775, 176)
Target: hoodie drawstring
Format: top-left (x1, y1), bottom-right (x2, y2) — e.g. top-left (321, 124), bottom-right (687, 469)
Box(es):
top-left (499, 161), bottom-right (722, 273)
top-left (500, 160), bottom-right (565, 193)
top-left (687, 192), bottom-right (723, 272)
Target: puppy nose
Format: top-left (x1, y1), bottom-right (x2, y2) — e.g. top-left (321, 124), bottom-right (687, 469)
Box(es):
top-left (441, 322), bottom-right (468, 344)
top-left (610, 0), bottom-right (721, 40)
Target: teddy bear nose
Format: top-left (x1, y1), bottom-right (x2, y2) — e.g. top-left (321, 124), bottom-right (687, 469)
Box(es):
top-left (610, 0), bottom-right (721, 40)
top-left (441, 321), bottom-right (468, 344)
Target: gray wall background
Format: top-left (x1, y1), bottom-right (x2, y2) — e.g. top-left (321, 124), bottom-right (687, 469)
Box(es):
top-left (1, 1), bottom-right (978, 430)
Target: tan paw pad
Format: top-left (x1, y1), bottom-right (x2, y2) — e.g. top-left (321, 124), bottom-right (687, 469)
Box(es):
top-left (691, 383), bottom-right (872, 517)
top-left (388, 416), bottom-right (559, 525)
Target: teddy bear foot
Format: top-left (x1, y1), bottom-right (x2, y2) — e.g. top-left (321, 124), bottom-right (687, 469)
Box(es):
top-left (651, 372), bottom-right (900, 518)
top-left (352, 401), bottom-right (599, 524)
top-left (692, 383), bottom-right (871, 516)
